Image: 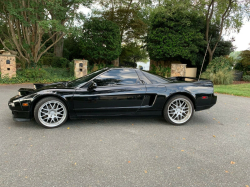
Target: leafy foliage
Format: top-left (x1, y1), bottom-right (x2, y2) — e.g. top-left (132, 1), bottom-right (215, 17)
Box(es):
top-left (120, 42), bottom-right (148, 67)
top-left (149, 64), bottom-right (171, 77)
top-left (39, 54), bottom-right (70, 68)
top-left (147, 5), bottom-right (205, 64)
top-left (238, 50), bottom-right (250, 72)
top-left (0, 67), bottom-right (74, 84)
top-left (201, 56), bottom-right (234, 85)
top-left (80, 17), bottom-right (122, 64)
top-left (243, 75), bottom-right (250, 82)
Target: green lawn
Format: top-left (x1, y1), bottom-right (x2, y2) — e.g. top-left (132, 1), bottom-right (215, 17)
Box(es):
top-left (214, 83), bottom-right (250, 97)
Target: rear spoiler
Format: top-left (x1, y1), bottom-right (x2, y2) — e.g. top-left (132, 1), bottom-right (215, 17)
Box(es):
top-left (168, 77), bottom-right (208, 81)
top-left (168, 77), bottom-right (213, 86)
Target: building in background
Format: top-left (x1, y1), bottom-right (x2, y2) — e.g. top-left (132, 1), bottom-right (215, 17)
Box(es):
top-left (136, 61), bottom-right (150, 71)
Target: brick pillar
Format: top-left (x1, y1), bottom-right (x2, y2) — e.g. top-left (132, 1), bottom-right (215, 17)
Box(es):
top-left (0, 52), bottom-right (16, 78)
top-left (74, 59), bottom-right (88, 78)
top-left (171, 64), bottom-right (186, 77)
top-left (111, 57), bottom-right (119, 67)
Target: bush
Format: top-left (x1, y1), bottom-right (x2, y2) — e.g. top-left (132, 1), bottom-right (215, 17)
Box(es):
top-left (243, 75), bottom-right (250, 82)
top-left (0, 67), bottom-right (74, 84)
top-left (40, 54), bottom-right (70, 68)
top-left (201, 56), bottom-right (234, 85)
top-left (150, 64), bottom-right (171, 77)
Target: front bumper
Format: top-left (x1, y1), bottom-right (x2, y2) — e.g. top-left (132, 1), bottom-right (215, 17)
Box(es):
top-left (9, 95), bottom-right (33, 121)
top-left (12, 110), bottom-right (32, 121)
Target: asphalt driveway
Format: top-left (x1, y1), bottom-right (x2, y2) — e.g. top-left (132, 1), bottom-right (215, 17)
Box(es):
top-left (0, 84), bottom-right (250, 187)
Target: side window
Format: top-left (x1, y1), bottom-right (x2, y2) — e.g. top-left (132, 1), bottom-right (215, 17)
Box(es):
top-left (94, 69), bottom-right (139, 86)
top-left (142, 71), bottom-right (169, 84)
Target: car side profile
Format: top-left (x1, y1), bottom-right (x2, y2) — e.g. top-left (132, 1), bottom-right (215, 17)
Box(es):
top-left (8, 68), bottom-right (217, 128)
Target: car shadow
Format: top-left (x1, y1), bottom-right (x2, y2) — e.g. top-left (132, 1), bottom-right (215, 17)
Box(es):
top-left (11, 113), bottom-right (212, 129)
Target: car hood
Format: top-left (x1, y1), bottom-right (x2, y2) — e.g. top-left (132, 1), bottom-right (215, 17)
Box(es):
top-left (18, 81), bottom-right (68, 96)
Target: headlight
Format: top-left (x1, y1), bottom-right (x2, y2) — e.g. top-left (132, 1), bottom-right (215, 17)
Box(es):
top-left (18, 92), bottom-right (21, 96)
top-left (9, 102), bottom-right (15, 107)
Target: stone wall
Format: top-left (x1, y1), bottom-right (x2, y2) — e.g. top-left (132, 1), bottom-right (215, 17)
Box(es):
top-left (150, 59), bottom-right (181, 70)
top-left (0, 53), bottom-right (16, 78)
top-left (111, 58), bottom-right (119, 67)
top-left (74, 59), bottom-right (88, 78)
top-left (171, 64), bottom-right (187, 77)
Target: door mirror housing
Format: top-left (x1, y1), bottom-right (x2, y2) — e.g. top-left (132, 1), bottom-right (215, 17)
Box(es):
top-left (88, 81), bottom-right (97, 90)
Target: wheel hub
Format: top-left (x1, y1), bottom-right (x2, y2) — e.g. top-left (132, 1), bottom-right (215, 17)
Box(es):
top-left (38, 100), bottom-right (67, 127)
top-left (168, 98), bottom-right (192, 124)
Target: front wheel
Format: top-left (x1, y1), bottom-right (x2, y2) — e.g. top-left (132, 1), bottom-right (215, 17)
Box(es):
top-left (163, 95), bottom-right (194, 126)
top-left (34, 97), bottom-right (68, 128)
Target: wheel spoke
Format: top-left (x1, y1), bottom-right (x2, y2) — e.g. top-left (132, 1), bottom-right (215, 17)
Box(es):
top-left (167, 98), bottom-right (192, 124)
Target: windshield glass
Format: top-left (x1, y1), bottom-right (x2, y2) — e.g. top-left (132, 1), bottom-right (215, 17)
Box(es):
top-left (67, 68), bottom-right (108, 87)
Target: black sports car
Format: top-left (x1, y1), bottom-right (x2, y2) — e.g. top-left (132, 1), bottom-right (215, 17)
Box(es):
top-left (8, 68), bottom-right (217, 128)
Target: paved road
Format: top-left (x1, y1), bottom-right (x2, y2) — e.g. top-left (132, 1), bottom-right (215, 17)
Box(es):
top-left (0, 84), bottom-right (250, 187)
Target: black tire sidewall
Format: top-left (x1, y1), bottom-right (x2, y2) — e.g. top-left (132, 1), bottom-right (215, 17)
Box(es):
top-left (34, 97), bottom-right (68, 128)
top-left (163, 95), bottom-right (194, 126)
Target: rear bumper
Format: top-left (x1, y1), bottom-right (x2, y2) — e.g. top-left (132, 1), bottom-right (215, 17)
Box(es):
top-left (196, 94), bottom-right (217, 111)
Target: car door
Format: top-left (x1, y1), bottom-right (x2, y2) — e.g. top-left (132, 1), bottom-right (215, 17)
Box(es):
top-left (73, 69), bottom-right (146, 116)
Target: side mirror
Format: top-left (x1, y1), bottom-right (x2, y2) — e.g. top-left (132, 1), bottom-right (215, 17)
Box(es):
top-left (88, 81), bottom-right (97, 90)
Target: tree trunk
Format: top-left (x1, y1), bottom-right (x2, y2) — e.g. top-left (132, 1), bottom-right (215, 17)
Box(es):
top-left (208, 51), bottom-right (213, 63)
top-left (54, 36), bottom-right (64, 57)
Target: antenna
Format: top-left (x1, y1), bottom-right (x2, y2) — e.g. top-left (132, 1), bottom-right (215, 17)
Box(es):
top-left (198, 35), bottom-right (212, 81)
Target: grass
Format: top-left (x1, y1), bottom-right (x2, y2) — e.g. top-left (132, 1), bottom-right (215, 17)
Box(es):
top-left (0, 67), bottom-right (74, 84)
top-left (214, 83), bottom-right (250, 97)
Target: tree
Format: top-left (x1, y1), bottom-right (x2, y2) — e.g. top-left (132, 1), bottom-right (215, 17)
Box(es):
top-left (146, 5), bottom-right (205, 64)
top-left (0, 0), bottom-right (68, 65)
top-left (98, 0), bottom-right (150, 42)
top-left (47, 0), bottom-right (91, 57)
top-left (204, 0), bottom-right (249, 62)
top-left (120, 42), bottom-right (148, 67)
top-left (239, 50), bottom-right (250, 72)
top-left (80, 17), bottom-right (122, 64)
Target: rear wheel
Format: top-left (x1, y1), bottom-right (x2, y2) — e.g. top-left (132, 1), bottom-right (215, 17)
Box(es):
top-left (34, 97), bottom-right (68, 128)
top-left (163, 95), bottom-right (194, 125)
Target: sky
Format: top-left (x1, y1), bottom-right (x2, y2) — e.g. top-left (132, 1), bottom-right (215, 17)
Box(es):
top-left (78, 6), bottom-right (250, 52)
top-left (223, 20), bottom-right (250, 51)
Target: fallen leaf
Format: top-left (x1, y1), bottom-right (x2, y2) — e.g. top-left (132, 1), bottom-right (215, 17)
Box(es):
top-left (100, 140), bottom-right (102, 141)
top-left (247, 124), bottom-right (249, 126)
top-left (181, 150), bottom-right (184, 152)
top-left (67, 127), bottom-right (70, 129)
top-left (245, 185), bottom-right (249, 187)
top-left (182, 138), bottom-right (185, 140)
top-left (132, 124), bottom-right (134, 125)
top-left (231, 161), bottom-right (235, 164)
top-left (156, 156), bottom-right (158, 158)
top-left (30, 145), bottom-right (33, 147)
top-left (213, 118), bottom-right (215, 120)
top-left (213, 135), bottom-right (216, 138)
top-left (25, 176), bottom-right (28, 178)
top-left (218, 122), bottom-right (220, 123)
top-left (128, 161), bottom-right (131, 163)
top-left (74, 162), bottom-right (77, 165)
top-left (225, 171), bottom-right (229, 173)
top-left (177, 167), bottom-right (181, 169)
top-left (144, 170), bottom-right (147, 173)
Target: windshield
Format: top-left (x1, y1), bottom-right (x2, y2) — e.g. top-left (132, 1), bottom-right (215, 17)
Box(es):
top-left (67, 68), bottom-right (108, 87)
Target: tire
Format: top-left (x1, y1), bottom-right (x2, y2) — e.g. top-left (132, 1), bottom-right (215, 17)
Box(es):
top-left (163, 95), bottom-right (194, 126)
top-left (34, 97), bottom-right (68, 128)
